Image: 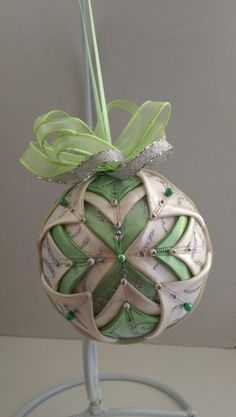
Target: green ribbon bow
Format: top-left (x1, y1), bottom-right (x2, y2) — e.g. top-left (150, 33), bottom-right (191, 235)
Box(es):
top-left (20, 1), bottom-right (173, 184)
top-left (20, 100), bottom-right (173, 184)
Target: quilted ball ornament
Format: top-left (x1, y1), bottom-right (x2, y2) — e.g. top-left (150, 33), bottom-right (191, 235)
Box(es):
top-left (39, 170), bottom-right (212, 343)
top-left (20, 1), bottom-right (213, 345)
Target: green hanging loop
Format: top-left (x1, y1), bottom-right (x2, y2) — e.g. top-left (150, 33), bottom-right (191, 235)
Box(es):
top-left (79, 0), bottom-right (112, 144)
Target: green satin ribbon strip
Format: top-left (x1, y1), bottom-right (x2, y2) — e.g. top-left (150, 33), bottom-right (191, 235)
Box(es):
top-left (152, 216), bottom-right (192, 281)
top-left (50, 225), bottom-right (90, 293)
top-left (100, 304), bottom-right (159, 339)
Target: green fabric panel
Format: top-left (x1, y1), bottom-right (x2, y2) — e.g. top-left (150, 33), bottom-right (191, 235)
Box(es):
top-left (152, 215), bottom-right (192, 281)
top-left (85, 197), bottom-right (149, 253)
top-left (88, 196), bottom-right (151, 316)
top-left (87, 174), bottom-right (142, 202)
top-left (156, 216), bottom-right (189, 250)
top-left (85, 203), bottom-right (118, 252)
top-left (59, 263), bottom-right (90, 294)
top-left (119, 197), bottom-right (149, 251)
top-left (92, 262), bottom-right (157, 317)
top-left (100, 305), bottom-right (160, 339)
top-left (50, 225), bottom-right (88, 262)
top-left (50, 225), bottom-right (90, 294)
top-left (125, 263), bottom-right (157, 302)
top-left (156, 254), bottom-right (192, 281)
top-left (93, 263), bottom-right (122, 316)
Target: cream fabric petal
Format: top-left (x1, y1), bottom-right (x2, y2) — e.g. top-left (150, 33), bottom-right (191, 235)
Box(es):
top-left (126, 216), bottom-right (176, 283)
top-left (138, 169), bottom-right (201, 221)
top-left (38, 205), bottom-right (79, 242)
top-left (41, 274), bottom-right (115, 343)
top-left (145, 252), bottom-right (212, 340)
top-left (84, 186), bottom-right (146, 225)
top-left (41, 232), bottom-right (73, 290)
top-left (126, 216), bottom-right (175, 255)
top-left (172, 218), bottom-right (207, 276)
top-left (154, 195), bottom-right (204, 224)
top-left (68, 176), bottom-right (96, 218)
top-left (115, 185), bottom-right (146, 224)
top-left (137, 170), bottom-right (168, 217)
top-left (38, 178), bottom-right (96, 242)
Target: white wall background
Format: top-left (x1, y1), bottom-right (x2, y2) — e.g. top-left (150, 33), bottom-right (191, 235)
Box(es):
top-left (0, 0), bottom-right (235, 347)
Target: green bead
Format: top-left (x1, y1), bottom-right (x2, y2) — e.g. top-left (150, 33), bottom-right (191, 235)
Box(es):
top-left (183, 302), bottom-right (193, 312)
top-left (165, 187), bottom-right (173, 197)
top-left (118, 254), bottom-right (126, 263)
top-left (65, 310), bottom-right (75, 321)
top-left (59, 197), bottom-right (69, 208)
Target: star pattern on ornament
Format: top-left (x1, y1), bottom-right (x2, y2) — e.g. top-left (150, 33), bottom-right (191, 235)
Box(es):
top-left (40, 172), bottom-right (211, 341)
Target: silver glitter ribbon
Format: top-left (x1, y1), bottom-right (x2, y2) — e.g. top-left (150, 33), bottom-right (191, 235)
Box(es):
top-left (50, 139), bottom-right (173, 183)
top-left (51, 150), bottom-right (124, 184)
top-left (110, 139), bottom-right (174, 180)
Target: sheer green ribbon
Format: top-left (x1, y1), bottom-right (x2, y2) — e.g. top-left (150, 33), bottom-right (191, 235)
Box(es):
top-left (20, 1), bottom-right (173, 183)
top-left (20, 100), bottom-right (173, 183)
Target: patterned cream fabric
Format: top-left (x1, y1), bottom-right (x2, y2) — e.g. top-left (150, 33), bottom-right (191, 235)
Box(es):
top-left (38, 170), bottom-right (212, 343)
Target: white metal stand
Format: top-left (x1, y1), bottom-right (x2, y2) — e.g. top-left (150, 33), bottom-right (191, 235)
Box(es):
top-left (15, 339), bottom-right (196, 417)
top-left (15, 3), bottom-right (197, 416)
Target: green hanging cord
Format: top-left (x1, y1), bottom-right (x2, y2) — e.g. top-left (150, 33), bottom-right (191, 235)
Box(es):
top-left (79, 0), bottom-right (105, 141)
top-left (79, 0), bottom-right (112, 144)
top-left (87, 0), bottom-right (112, 144)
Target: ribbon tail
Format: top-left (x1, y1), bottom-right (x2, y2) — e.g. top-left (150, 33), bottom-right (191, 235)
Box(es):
top-left (115, 101), bottom-right (171, 159)
top-left (20, 142), bottom-right (77, 180)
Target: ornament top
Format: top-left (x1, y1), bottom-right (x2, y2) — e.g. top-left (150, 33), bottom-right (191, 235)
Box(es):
top-left (20, 101), bottom-right (173, 185)
top-left (20, 2), bottom-right (174, 185)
